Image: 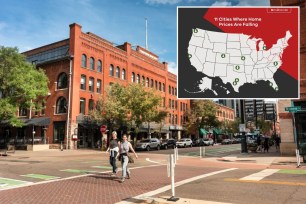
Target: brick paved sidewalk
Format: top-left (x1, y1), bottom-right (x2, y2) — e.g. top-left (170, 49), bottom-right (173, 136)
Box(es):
top-left (0, 164), bottom-right (220, 204)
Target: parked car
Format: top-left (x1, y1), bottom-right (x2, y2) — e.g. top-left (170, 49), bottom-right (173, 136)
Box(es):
top-left (203, 138), bottom-right (214, 146)
top-left (193, 138), bottom-right (203, 146)
top-left (176, 138), bottom-right (193, 148)
top-left (135, 138), bottom-right (161, 151)
top-left (161, 139), bottom-right (176, 149)
top-left (221, 139), bottom-right (231, 145)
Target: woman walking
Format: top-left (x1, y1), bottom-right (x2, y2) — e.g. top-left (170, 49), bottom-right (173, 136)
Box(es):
top-left (119, 134), bottom-right (138, 183)
top-left (106, 131), bottom-right (120, 177)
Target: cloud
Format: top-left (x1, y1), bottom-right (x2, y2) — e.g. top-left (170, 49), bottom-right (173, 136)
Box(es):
top-left (211, 0), bottom-right (232, 6)
top-left (144, 0), bottom-right (181, 5)
top-left (167, 61), bottom-right (177, 74)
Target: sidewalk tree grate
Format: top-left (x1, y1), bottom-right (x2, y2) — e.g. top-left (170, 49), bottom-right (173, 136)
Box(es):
top-left (21, 174), bottom-right (60, 180)
top-left (278, 169), bottom-right (306, 174)
top-left (61, 169), bottom-right (98, 174)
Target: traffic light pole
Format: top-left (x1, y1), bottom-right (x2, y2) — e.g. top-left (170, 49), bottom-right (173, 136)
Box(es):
top-left (240, 100), bottom-right (248, 153)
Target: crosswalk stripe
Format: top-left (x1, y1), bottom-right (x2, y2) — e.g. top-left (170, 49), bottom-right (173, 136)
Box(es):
top-left (240, 169), bottom-right (279, 181)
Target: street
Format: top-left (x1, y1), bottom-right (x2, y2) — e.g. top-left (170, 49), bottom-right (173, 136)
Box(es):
top-left (0, 146), bottom-right (305, 204)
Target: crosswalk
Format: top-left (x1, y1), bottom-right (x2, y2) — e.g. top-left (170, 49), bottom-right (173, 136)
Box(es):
top-left (182, 145), bottom-right (241, 157)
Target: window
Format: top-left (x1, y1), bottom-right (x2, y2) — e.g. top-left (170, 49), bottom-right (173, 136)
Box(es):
top-left (137, 74), bottom-right (140, 84)
top-left (146, 78), bottom-right (149, 87)
top-left (116, 66), bottom-right (120, 78)
top-left (89, 77), bottom-right (94, 92)
top-left (57, 72), bottom-right (68, 89)
top-left (175, 115), bottom-right (177, 125)
top-left (151, 79), bottom-right (154, 88)
top-left (19, 107), bottom-right (27, 116)
top-left (180, 102), bottom-right (182, 111)
top-left (131, 72), bottom-right (135, 82)
top-left (159, 82), bottom-right (161, 91)
top-left (56, 97), bottom-right (67, 114)
top-left (175, 101), bottom-right (177, 110)
top-left (80, 75), bottom-right (86, 90)
top-left (82, 54), bottom-right (87, 68)
top-left (97, 60), bottom-right (102, 72)
top-left (88, 99), bottom-right (94, 111)
top-left (180, 116), bottom-right (183, 125)
top-left (80, 98), bottom-right (86, 114)
top-left (169, 99), bottom-right (171, 108)
top-left (109, 64), bottom-right (114, 76)
top-left (155, 80), bottom-right (158, 89)
top-left (172, 100), bottom-right (174, 109)
top-left (172, 87), bottom-right (174, 95)
top-left (169, 114), bottom-right (171, 123)
top-left (97, 79), bottom-right (102, 93)
top-left (41, 102), bottom-right (45, 115)
top-left (142, 76), bottom-right (145, 84)
top-left (172, 115), bottom-right (175, 124)
top-left (175, 88), bottom-right (177, 96)
top-left (169, 85), bottom-right (171, 94)
top-left (90, 57), bottom-right (95, 70)
top-left (162, 83), bottom-right (165, 92)
top-left (122, 69), bottom-right (126, 80)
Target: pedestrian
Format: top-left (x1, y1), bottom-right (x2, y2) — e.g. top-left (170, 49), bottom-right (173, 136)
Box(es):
top-left (106, 131), bottom-right (120, 177)
top-left (118, 134), bottom-right (138, 183)
top-left (256, 136), bottom-right (262, 152)
top-left (263, 137), bottom-right (269, 153)
top-left (275, 135), bottom-right (281, 152)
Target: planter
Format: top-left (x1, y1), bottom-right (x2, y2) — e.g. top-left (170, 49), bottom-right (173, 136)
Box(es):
top-left (248, 144), bottom-right (258, 152)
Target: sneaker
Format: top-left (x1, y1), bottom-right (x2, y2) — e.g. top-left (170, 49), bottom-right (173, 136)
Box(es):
top-left (110, 173), bottom-right (115, 177)
top-left (120, 178), bottom-right (125, 183)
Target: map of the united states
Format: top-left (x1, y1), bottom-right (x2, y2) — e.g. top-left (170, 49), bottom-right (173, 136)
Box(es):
top-left (188, 28), bottom-right (292, 94)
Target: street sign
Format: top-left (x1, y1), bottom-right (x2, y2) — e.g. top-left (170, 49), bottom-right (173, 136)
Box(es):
top-left (285, 106), bottom-right (301, 112)
top-left (239, 124), bottom-right (246, 132)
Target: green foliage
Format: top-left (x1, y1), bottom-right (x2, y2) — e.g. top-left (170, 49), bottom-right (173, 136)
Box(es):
top-left (257, 119), bottom-right (272, 134)
top-left (227, 118), bottom-right (240, 134)
top-left (0, 46), bottom-right (49, 127)
top-left (88, 83), bottom-right (167, 133)
top-left (186, 100), bottom-right (220, 135)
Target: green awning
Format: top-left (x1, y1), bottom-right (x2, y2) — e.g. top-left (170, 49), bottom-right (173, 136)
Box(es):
top-left (213, 128), bottom-right (222, 135)
top-left (199, 128), bottom-right (208, 135)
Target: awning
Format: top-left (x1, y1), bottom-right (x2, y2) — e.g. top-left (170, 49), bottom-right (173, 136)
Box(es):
top-left (26, 117), bottom-right (50, 126)
top-left (199, 128), bottom-right (208, 135)
top-left (213, 128), bottom-right (222, 135)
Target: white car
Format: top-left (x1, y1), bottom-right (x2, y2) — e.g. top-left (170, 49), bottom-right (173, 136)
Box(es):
top-left (176, 138), bottom-right (193, 148)
top-left (203, 138), bottom-right (214, 146)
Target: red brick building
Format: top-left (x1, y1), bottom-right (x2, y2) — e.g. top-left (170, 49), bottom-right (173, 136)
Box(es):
top-left (17, 23), bottom-right (189, 149)
top-left (271, 0), bottom-right (306, 155)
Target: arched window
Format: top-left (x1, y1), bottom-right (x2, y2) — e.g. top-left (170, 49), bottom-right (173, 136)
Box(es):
top-left (57, 72), bottom-right (68, 89)
top-left (155, 80), bottom-right (158, 89)
top-left (162, 83), bottom-right (165, 92)
top-left (146, 78), bottom-right (149, 87)
top-left (90, 57), bottom-right (95, 70)
top-left (80, 75), bottom-right (86, 90)
top-left (109, 64), bottom-right (114, 76)
top-left (97, 60), bottom-right (102, 72)
top-left (151, 79), bottom-right (154, 88)
top-left (56, 97), bottom-right (67, 114)
top-left (116, 66), bottom-right (120, 78)
top-left (122, 69), bottom-right (126, 80)
top-left (82, 54), bottom-right (87, 68)
top-left (89, 77), bottom-right (94, 92)
top-left (159, 82), bottom-right (161, 91)
top-left (137, 74), bottom-right (140, 83)
top-left (169, 85), bottom-right (171, 94)
top-left (131, 72), bottom-right (135, 82)
top-left (142, 76), bottom-right (145, 84)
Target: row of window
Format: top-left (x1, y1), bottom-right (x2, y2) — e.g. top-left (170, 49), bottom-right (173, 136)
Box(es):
top-left (109, 64), bottom-right (126, 80)
top-left (56, 97), bottom-right (95, 115)
top-left (82, 54), bottom-right (102, 72)
top-left (168, 85), bottom-right (177, 96)
top-left (168, 114), bottom-right (187, 125)
top-left (80, 75), bottom-right (102, 93)
top-left (217, 110), bottom-right (234, 120)
top-left (19, 104), bottom-right (45, 117)
top-left (168, 100), bottom-right (188, 111)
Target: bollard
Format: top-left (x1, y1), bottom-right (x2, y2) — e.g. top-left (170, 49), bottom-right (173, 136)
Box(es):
top-left (203, 146), bottom-right (205, 157)
top-left (296, 149), bottom-right (301, 168)
top-left (167, 155), bottom-right (171, 177)
top-left (200, 146), bottom-right (202, 158)
top-left (60, 141), bottom-right (64, 151)
top-left (167, 154), bottom-right (179, 202)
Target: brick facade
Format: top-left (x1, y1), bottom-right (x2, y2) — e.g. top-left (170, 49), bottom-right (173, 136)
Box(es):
top-left (21, 23), bottom-right (190, 149)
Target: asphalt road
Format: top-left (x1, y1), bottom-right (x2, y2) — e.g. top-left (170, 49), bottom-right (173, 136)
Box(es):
top-left (138, 143), bottom-right (242, 158)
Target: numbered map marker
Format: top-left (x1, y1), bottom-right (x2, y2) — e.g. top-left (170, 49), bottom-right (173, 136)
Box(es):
top-left (193, 28), bottom-right (198, 33)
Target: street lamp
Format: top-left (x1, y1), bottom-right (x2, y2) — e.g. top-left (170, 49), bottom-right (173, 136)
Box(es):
top-left (32, 125), bottom-right (36, 146)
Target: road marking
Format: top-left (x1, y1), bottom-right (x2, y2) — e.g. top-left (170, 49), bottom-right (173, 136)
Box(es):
top-left (0, 177), bottom-right (33, 190)
top-left (278, 169), bottom-right (306, 174)
top-left (225, 178), bottom-right (306, 187)
top-left (116, 168), bottom-right (237, 204)
top-left (21, 174), bottom-right (60, 180)
top-left (240, 169), bottom-right (279, 181)
top-left (92, 166), bottom-right (113, 169)
top-left (61, 169), bottom-right (99, 174)
top-left (145, 158), bottom-right (165, 164)
top-left (0, 164), bottom-right (163, 192)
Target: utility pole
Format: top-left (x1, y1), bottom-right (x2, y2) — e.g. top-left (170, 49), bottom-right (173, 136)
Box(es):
top-left (240, 100), bottom-right (247, 153)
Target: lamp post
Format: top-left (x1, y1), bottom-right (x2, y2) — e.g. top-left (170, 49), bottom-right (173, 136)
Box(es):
top-left (32, 125), bottom-right (35, 146)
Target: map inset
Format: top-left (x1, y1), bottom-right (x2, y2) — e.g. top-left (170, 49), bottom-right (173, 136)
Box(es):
top-left (178, 7), bottom-right (299, 99)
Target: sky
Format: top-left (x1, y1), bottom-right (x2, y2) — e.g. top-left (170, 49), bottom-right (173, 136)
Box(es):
top-left (0, 0), bottom-right (269, 74)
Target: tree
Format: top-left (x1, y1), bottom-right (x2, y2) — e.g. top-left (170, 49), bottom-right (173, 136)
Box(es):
top-left (186, 100), bottom-right (220, 136)
top-left (0, 46), bottom-right (49, 127)
top-left (227, 118), bottom-right (240, 134)
top-left (257, 119), bottom-right (272, 135)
